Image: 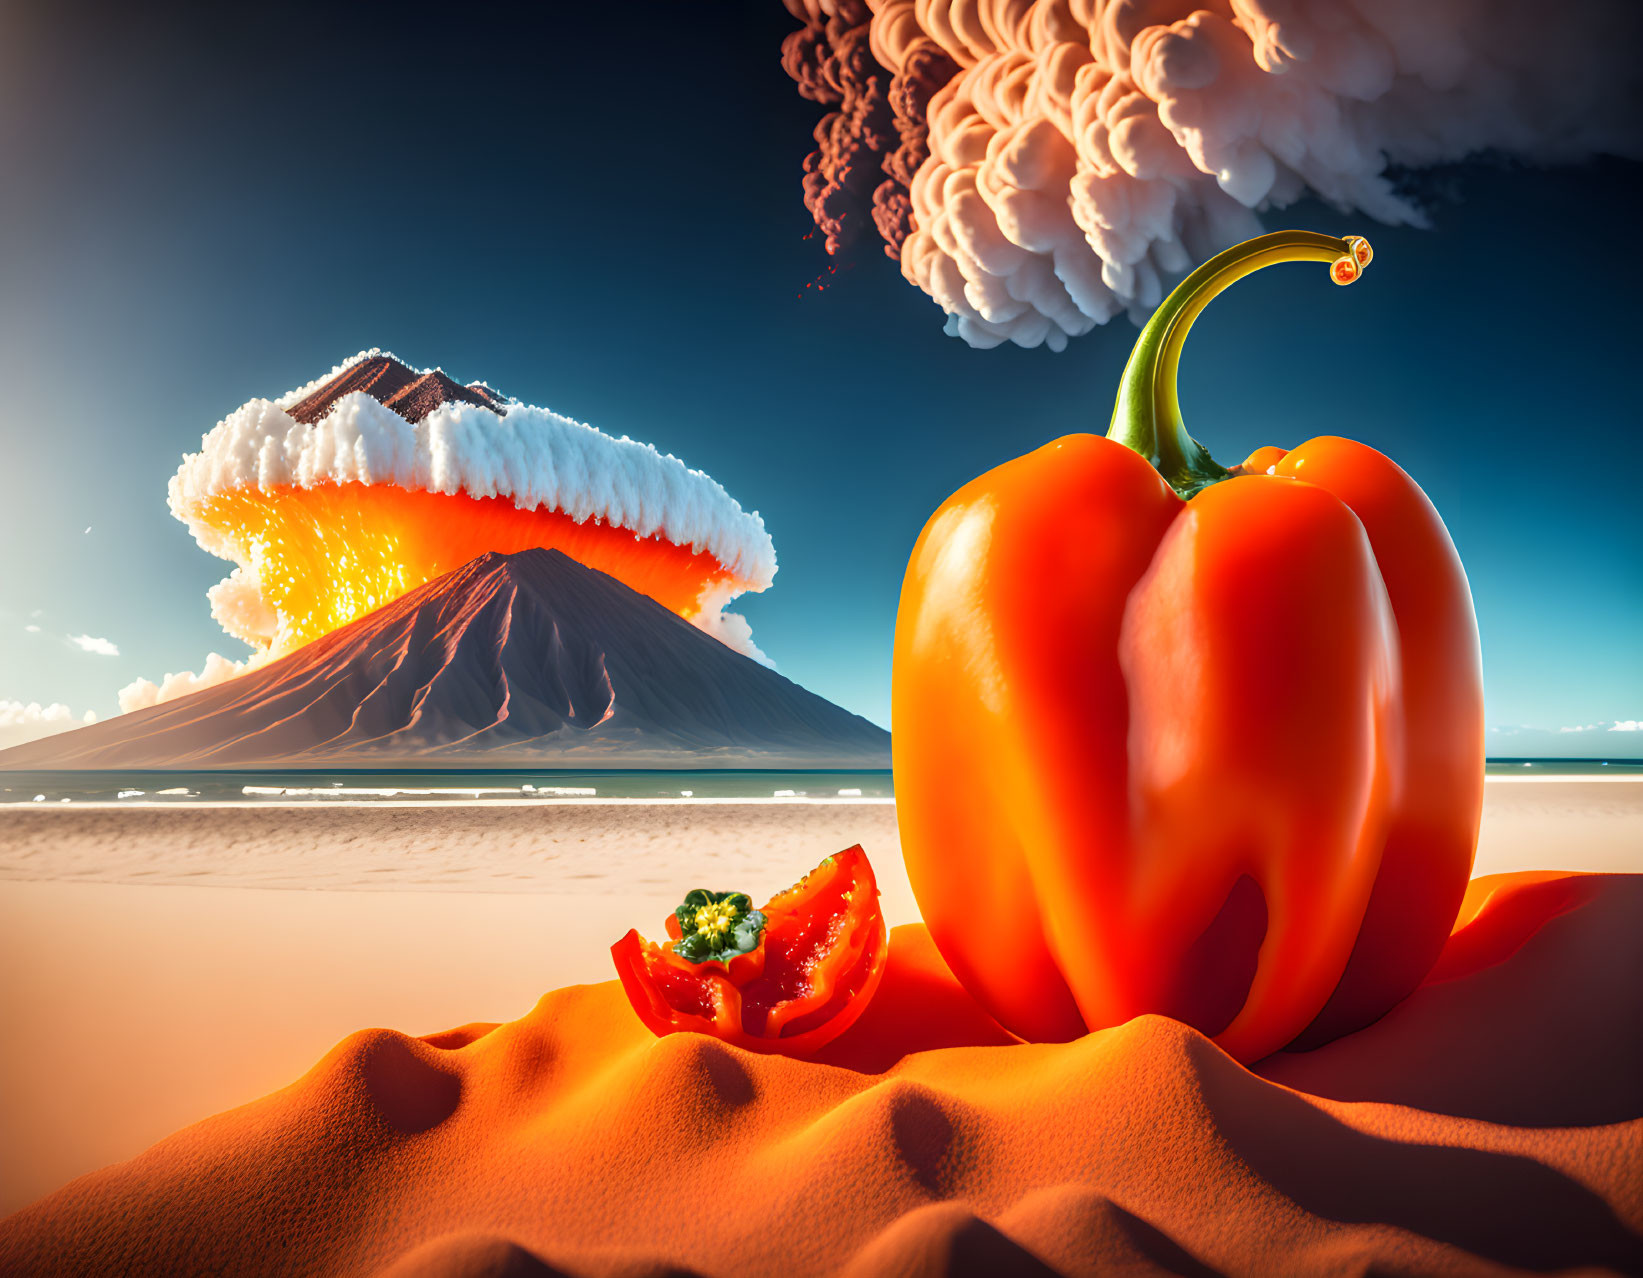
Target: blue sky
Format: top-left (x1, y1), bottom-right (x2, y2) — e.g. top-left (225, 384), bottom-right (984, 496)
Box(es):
top-left (0, 3), bottom-right (1637, 757)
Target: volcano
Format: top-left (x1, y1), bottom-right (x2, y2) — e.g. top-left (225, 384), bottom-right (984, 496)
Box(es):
top-left (283, 352), bottom-right (510, 425)
top-left (0, 550), bottom-right (890, 770)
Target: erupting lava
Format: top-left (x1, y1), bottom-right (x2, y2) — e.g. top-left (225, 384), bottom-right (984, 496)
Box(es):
top-left (168, 351), bottom-right (776, 660)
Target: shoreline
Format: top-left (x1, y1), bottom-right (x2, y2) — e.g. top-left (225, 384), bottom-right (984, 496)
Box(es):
top-left (0, 796), bottom-right (904, 810)
top-left (0, 772), bottom-right (1638, 815)
top-left (3, 780), bottom-right (1640, 896)
top-left (0, 781), bottom-right (1638, 897)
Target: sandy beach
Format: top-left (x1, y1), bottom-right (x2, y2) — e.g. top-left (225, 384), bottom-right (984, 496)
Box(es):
top-left (0, 800), bottom-right (913, 1215)
top-left (1, 779), bottom-right (1640, 1254)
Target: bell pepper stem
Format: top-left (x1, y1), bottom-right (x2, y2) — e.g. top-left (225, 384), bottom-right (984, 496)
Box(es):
top-left (1108, 230), bottom-right (1372, 499)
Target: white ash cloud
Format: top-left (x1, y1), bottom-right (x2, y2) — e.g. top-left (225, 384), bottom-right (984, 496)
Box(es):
top-left (170, 353), bottom-right (778, 660)
top-left (693, 581), bottom-right (775, 669)
top-left (208, 568), bottom-right (280, 649)
top-left (119, 652), bottom-right (256, 714)
top-left (0, 700), bottom-right (97, 751)
top-left (860, 0), bottom-right (1641, 349)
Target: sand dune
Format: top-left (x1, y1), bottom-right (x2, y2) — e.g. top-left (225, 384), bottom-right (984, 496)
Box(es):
top-left (2, 871), bottom-right (1638, 1277)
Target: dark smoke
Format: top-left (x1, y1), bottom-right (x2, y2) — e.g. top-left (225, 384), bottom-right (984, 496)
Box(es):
top-left (780, 0), bottom-right (950, 261)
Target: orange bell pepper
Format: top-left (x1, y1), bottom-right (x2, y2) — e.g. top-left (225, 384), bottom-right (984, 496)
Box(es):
top-left (892, 231), bottom-right (1484, 1063)
top-left (611, 845), bottom-right (890, 1055)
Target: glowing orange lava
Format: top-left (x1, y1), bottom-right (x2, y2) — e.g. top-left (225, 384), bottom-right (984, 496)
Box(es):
top-left (186, 482), bottom-right (740, 654)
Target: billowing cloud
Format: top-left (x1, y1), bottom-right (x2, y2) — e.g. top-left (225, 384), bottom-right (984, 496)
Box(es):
top-left (67, 633), bottom-right (119, 657)
top-left (177, 352), bottom-right (776, 592)
top-left (169, 350), bottom-right (778, 660)
top-left (0, 700), bottom-right (97, 751)
top-left (693, 581), bottom-right (775, 669)
top-left (780, 0), bottom-right (1643, 348)
top-left (118, 652), bottom-right (256, 714)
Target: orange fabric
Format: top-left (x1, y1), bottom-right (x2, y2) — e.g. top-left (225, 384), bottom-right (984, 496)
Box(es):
top-left (892, 433), bottom-right (1484, 1062)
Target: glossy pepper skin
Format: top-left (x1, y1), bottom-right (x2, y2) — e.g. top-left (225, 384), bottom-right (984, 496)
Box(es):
top-left (611, 845), bottom-right (890, 1055)
top-left (892, 232), bottom-right (1484, 1064)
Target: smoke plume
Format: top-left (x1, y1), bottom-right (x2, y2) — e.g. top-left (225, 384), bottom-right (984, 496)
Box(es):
top-left (779, 0), bottom-right (1642, 348)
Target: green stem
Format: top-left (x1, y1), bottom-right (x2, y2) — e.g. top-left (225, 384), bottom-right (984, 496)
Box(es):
top-left (1107, 230), bottom-right (1372, 499)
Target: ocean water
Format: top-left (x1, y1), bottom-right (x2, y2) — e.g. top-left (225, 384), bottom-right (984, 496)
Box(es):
top-left (0, 769), bottom-right (898, 806)
top-left (0, 760), bottom-right (1636, 806)
top-left (1483, 759), bottom-right (1643, 776)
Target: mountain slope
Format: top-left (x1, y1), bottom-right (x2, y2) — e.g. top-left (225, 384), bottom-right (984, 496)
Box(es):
top-left (0, 550), bottom-right (890, 769)
top-left (285, 353), bottom-right (508, 424)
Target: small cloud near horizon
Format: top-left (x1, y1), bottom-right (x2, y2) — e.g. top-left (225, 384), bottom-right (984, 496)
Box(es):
top-left (0, 700), bottom-right (97, 751)
top-left (67, 633), bottom-right (119, 657)
top-left (1487, 719), bottom-right (1642, 758)
top-left (1490, 719), bottom-right (1640, 734)
top-left (24, 624), bottom-right (40, 633)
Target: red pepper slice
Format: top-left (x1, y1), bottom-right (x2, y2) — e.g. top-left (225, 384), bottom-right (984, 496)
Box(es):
top-left (610, 845), bottom-right (890, 1055)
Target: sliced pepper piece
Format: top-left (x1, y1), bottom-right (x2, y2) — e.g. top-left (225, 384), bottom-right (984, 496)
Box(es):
top-left (611, 845), bottom-right (890, 1055)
